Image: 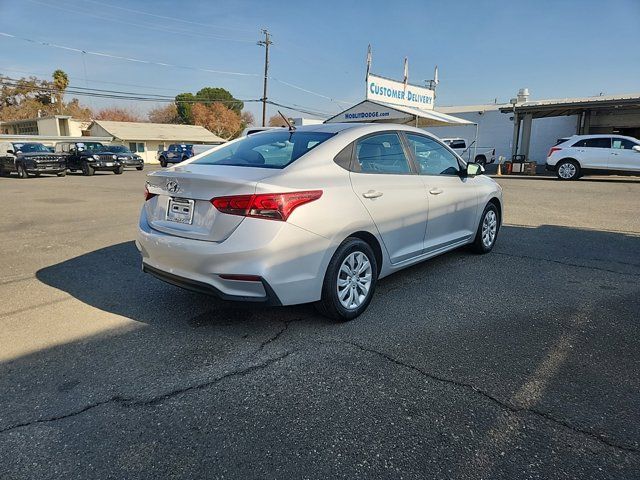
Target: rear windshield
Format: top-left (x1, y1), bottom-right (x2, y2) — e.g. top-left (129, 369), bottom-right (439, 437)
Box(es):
top-left (192, 131), bottom-right (335, 169)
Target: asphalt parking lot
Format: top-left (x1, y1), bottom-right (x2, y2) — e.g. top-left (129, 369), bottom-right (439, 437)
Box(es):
top-left (1, 168), bottom-right (639, 479)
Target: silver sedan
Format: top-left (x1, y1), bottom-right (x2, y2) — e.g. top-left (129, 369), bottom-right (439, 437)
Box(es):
top-left (137, 123), bottom-right (502, 320)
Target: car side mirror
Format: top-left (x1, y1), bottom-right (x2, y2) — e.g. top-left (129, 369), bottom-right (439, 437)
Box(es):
top-left (632, 145), bottom-right (640, 153)
top-left (466, 162), bottom-right (483, 177)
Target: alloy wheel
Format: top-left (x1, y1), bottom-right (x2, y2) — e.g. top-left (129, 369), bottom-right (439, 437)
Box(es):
top-left (558, 162), bottom-right (576, 179)
top-left (337, 251), bottom-right (373, 310)
top-left (482, 210), bottom-right (498, 248)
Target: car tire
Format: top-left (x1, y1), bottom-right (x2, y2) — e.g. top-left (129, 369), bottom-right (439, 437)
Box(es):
top-left (475, 155), bottom-right (487, 166)
top-left (470, 203), bottom-right (500, 254)
top-left (159, 158), bottom-right (167, 168)
top-left (57, 171), bottom-right (66, 177)
top-left (136, 166), bottom-right (143, 171)
top-left (82, 162), bottom-right (95, 176)
top-left (315, 237), bottom-right (378, 321)
top-left (556, 159), bottom-right (580, 180)
top-left (114, 166), bottom-right (124, 174)
top-left (17, 163), bottom-right (29, 179)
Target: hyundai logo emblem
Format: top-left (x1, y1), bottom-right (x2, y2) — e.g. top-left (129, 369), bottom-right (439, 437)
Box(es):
top-left (166, 180), bottom-right (180, 193)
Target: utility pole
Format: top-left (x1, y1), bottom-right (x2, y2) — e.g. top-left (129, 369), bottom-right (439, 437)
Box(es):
top-left (257, 29), bottom-right (272, 127)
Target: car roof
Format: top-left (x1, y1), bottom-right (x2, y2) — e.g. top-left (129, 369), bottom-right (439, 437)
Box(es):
top-left (566, 134), bottom-right (638, 141)
top-left (283, 122), bottom-right (447, 138)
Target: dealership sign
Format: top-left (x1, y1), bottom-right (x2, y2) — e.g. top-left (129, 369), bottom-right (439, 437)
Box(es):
top-left (366, 73), bottom-right (434, 110)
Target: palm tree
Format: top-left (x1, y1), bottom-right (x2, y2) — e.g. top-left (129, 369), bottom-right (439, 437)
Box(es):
top-left (52, 70), bottom-right (69, 112)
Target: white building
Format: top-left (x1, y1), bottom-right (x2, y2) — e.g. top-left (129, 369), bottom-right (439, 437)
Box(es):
top-left (429, 89), bottom-right (640, 164)
top-left (0, 115), bottom-right (90, 137)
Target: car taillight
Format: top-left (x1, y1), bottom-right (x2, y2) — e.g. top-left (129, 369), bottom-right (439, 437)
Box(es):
top-left (211, 190), bottom-right (322, 221)
top-left (144, 185), bottom-right (157, 201)
top-left (548, 147), bottom-right (562, 157)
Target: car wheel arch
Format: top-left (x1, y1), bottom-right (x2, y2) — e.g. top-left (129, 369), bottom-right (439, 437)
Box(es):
top-left (344, 230), bottom-right (383, 276)
top-left (558, 157), bottom-right (581, 167)
top-left (487, 197), bottom-right (502, 223)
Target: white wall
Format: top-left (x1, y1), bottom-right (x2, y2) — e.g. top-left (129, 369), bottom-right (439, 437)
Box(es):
top-left (36, 118), bottom-right (60, 136)
top-left (427, 109), bottom-right (579, 163)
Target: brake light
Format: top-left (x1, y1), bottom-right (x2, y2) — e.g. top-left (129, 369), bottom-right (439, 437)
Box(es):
top-left (548, 147), bottom-right (562, 157)
top-left (211, 190), bottom-right (323, 221)
top-left (144, 185), bottom-right (157, 201)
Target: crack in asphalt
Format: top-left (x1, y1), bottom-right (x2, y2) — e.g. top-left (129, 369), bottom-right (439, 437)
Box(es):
top-left (494, 251), bottom-right (640, 277)
top-left (339, 340), bottom-right (640, 455)
top-left (0, 349), bottom-right (296, 435)
top-left (253, 317), bottom-right (309, 354)
top-left (2, 334), bottom-right (638, 457)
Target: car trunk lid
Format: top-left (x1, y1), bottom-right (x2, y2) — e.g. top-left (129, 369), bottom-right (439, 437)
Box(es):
top-left (144, 164), bottom-right (273, 242)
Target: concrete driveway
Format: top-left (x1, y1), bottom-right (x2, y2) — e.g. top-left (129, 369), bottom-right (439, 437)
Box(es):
top-left (1, 169), bottom-right (639, 479)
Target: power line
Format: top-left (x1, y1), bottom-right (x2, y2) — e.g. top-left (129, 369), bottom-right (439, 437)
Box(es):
top-left (0, 32), bottom-right (353, 111)
top-left (0, 77), bottom-right (333, 118)
top-left (80, 0), bottom-right (256, 34)
top-left (0, 32), bottom-right (261, 78)
top-left (26, 0), bottom-right (256, 44)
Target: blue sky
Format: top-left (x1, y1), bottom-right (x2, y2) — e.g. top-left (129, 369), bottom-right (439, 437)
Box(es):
top-left (1, 0), bottom-right (639, 121)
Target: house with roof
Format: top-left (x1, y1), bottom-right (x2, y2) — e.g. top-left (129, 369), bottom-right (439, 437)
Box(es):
top-left (88, 120), bottom-right (226, 164)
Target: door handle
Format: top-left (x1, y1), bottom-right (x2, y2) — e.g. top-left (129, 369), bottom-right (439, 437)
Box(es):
top-left (611, 152), bottom-right (619, 155)
top-left (362, 190), bottom-right (383, 199)
top-left (429, 188), bottom-right (444, 195)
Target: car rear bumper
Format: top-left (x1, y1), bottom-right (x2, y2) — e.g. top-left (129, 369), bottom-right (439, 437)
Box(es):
top-left (136, 208), bottom-right (334, 306)
top-left (142, 263), bottom-right (282, 305)
top-left (545, 162), bottom-right (557, 172)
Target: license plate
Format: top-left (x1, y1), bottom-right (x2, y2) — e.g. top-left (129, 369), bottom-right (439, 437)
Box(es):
top-left (105, 162), bottom-right (114, 167)
top-left (166, 198), bottom-right (195, 224)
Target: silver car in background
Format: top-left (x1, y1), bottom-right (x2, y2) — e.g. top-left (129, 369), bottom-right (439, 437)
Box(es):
top-left (137, 123), bottom-right (503, 320)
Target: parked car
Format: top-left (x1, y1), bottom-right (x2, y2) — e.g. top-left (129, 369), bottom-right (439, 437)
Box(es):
top-left (55, 141), bottom-right (123, 176)
top-left (138, 123), bottom-right (502, 321)
top-left (441, 138), bottom-right (496, 165)
top-left (107, 145), bottom-right (144, 170)
top-left (546, 134), bottom-right (640, 180)
top-left (157, 144), bottom-right (224, 167)
top-left (0, 141), bottom-right (66, 178)
top-left (157, 144), bottom-right (193, 167)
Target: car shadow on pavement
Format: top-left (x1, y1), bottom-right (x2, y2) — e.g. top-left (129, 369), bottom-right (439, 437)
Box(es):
top-left (35, 240), bottom-right (318, 330)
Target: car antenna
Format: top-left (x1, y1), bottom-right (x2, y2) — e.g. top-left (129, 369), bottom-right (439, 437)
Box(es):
top-left (278, 110), bottom-right (295, 132)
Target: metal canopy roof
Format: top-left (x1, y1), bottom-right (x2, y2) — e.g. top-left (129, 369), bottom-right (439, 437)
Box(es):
top-left (499, 93), bottom-right (640, 118)
top-left (325, 100), bottom-right (474, 127)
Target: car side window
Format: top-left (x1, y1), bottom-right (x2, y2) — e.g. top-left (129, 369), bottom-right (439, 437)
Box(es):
top-left (354, 133), bottom-right (411, 174)
top-left (574, 138), bottom-right (611, 148)
top-left (406, 134), bottom-right (461, 176)
top-left (449, 140), bottom-right (466, 149)
top-left (612, 138), bottom-right (637, 150)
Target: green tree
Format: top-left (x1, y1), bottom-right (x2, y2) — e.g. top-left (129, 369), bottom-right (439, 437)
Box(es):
top-left (52, 69), bottom-right (69, 105)
top-left (175, 87), bottom-right (243, 124)
top-left (175, 92), bottom-right (195, 124)
top-left (195, 87), bottom-right (243, 114)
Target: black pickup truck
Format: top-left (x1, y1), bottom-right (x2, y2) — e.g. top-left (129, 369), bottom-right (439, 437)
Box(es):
top-left (54, 141), bottom-right (124, 176)
top-left (0, 141), bottom-right (66, 178)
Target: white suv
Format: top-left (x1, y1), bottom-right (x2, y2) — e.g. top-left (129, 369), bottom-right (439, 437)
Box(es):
top-left (546, 134), bottom-right (640, 180)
